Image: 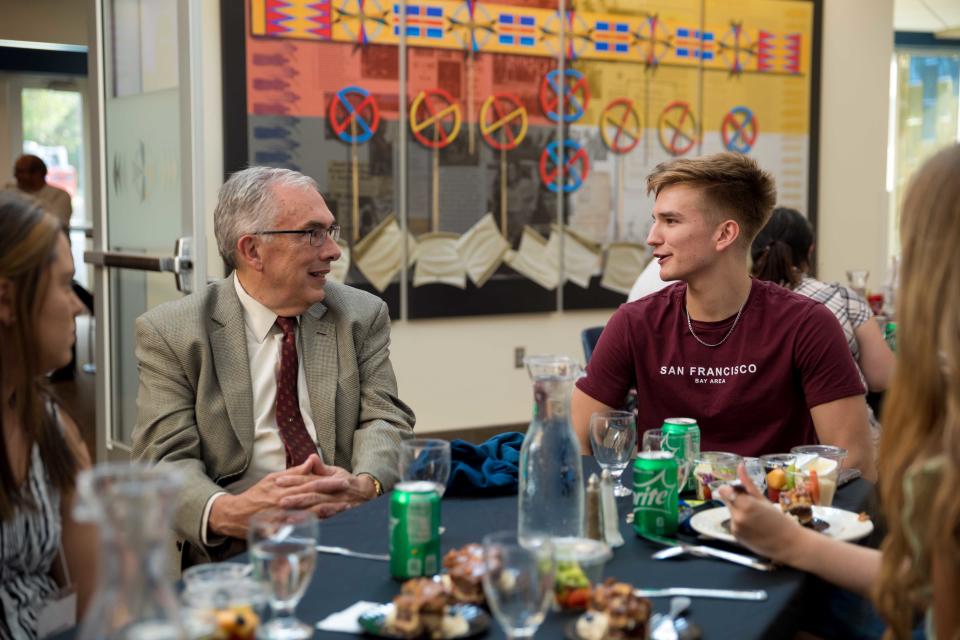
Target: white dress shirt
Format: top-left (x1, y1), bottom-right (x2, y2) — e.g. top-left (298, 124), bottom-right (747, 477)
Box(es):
top-left (200, 276), bottom-right (321, 543)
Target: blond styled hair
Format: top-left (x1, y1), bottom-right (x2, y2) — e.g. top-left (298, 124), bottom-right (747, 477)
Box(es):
top-left (875, 144), bottom-right (960, 639)
top-left (646, 152), bottom-right (777, 244)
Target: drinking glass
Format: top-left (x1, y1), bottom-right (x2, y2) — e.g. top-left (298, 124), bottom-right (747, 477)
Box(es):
top-left (846, 270), bottom-right (869, 298)
top-left (248, 509), bottom-right (318, 640)
top-left (481, 531), bottom-right (556, 640)
top-left (399, 438), bottom-right (452, 497)
top-left (691, 452), bottom-right (741, 501)
top-left (588, 410), bottom-right (637, 497)
top-left (759, 453), bottom-right (796, 502)
top-left (742, 457), bottom-right (766, 494)
top-left (641, 429), bottom-right (694, 493)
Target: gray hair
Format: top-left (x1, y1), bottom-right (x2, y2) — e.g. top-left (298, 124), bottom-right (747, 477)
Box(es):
top-left (213, 166), bottom-right (319, 269)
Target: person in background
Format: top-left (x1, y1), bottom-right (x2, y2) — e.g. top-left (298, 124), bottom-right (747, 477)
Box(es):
top-left (573, 152), bottom-right (874, 477)
top-left (0, 193), bottom-right (96, 638)
top-left (751, 207), bottom-right (895, 393)
top-left (6, 155), bottom-right (72, 231)
top-left (720, 144), bottom-right (960, 640)
top-left (751, 207), bottom-right (896, 445)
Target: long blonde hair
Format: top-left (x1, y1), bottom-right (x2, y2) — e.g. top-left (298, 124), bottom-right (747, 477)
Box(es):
top-left (875, 144), bottom-right (960, 638)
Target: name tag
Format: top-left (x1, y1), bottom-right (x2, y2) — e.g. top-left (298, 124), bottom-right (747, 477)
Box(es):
top-left (37, 588), bottom-right (77, 638)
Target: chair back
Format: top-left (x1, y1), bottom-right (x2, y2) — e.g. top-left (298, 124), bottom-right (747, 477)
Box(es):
top-left (581, 326), bottom-right (604, 363)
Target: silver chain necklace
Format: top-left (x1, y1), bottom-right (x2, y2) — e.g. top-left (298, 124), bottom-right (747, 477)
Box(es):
top-left (685, 293), bottom-right (749, 348)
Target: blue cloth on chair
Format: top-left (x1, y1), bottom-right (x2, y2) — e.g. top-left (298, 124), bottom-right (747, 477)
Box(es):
top-left (445, 432), bottom-right (524, 497)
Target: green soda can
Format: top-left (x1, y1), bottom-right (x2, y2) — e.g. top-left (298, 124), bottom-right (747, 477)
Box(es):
top-left (389, 481), bottom-right (441, 580)
top-left (662, 417), bottom-right (700, 493)
top-left (633, 451), bottom-right (679, 537)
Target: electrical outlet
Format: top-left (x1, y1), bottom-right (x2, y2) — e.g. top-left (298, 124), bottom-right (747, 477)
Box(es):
top-left (514, 347), bottom-right (526, 369)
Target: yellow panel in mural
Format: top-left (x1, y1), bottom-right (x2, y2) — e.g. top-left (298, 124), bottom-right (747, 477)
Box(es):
top-left (249, 0), bottom-right (812, 79)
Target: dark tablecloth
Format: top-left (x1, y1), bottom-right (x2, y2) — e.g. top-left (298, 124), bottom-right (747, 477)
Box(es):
top-left (55, 467), bottom-right (875, 639)
top-left (303, 473), bottom-right (875, 639)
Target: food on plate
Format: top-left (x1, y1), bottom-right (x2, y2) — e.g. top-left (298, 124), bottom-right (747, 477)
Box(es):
top-left (555, 560), bottom-right (592, 611)
top-left (384, 543), bottom-right (488, 638)
top-left (778, 483), bottom-right (830, 533)
top-left (390, 578), bottom-right (448, 638)
top-left (858, 511), bottom-right (871, 522)
top-left (779, 484), bottom-right (815, 526)
top-left (574, 579), bottom-right (651, 640)
top-left (211, 605), bottom-right (259, 640)
top-left (442, 544), bottom-right (485, 605)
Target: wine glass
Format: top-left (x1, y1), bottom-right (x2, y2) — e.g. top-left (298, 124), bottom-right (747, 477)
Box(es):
top-left (588, 410), bottom-right (637, 497)
top-left (399, 438), bottom-right (452, 497)
top-left (641, 428), bottom-right (694, 492)
top-left (248, 509), bottom-right (318, 640)
top-left (481, 531), bottom-right (556, 640)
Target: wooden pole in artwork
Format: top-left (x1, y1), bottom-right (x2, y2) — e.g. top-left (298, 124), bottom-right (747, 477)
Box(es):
top-left (615, 155), bottom-right (624, 242)
top-left (432, 123), bottom-right (440, 232)
top-left (351, 116), bottom-right (360, 243)
top-left (467, 52), bottom-right (476, 155)
top-left (500, 147), bottom-right (508, 236)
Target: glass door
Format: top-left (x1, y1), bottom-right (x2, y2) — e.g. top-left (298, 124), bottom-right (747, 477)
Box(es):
top-left (87, 0), bottom-right (207, 458)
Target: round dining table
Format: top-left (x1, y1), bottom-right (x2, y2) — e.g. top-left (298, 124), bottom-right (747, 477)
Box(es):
top-left (302, 466), bottom-right (877, 639)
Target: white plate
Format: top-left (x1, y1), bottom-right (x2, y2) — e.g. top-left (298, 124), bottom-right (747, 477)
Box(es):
top-left (690, 505), bottom-right (874, 544)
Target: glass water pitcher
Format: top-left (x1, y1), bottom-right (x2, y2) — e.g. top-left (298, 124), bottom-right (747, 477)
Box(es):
top-left (518, 355), bottom-right (585, 544)
top-left (75, 462), bottom-right (186, 640)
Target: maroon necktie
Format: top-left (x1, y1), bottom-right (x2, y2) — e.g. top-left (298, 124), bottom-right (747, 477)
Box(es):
top-left (275, 316), bottom-right (317, 467)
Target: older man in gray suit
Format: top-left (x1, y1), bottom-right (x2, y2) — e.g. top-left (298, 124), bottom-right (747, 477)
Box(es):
top-left (133, 167), bottom-right (415, 568)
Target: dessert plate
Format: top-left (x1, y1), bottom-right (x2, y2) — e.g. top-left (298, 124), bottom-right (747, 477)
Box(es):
top-left (357, 603), bottom-right (490, 638)
top-left (690, 505), bottom-right (874, 544)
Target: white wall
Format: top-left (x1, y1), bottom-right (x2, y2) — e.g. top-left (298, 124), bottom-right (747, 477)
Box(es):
top-left (0, 0), bottom-right (88, 46)
top-left (0, 74), bottom-right (11, 180)
top-left (816, 0), bottom-right (894, 285)
top-left (390, 310), bottom-right (612, 432)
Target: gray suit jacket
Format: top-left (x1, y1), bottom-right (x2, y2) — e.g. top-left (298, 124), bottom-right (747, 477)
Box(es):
top-left (132, 275), bottom-right (415, 565)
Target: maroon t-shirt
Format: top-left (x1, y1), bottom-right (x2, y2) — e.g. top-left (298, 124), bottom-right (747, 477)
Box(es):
top-left (577, 279), bottom-right (866, 456)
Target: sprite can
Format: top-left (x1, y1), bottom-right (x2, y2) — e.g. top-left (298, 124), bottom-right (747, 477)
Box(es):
top-left (662, 417), bottom-right (700, 493)
top-left (633, 452), bottom-right (679, 537)
top-left (389, 481), bottom-right (441, 580)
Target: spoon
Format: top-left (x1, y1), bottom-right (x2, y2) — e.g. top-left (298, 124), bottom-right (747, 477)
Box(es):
top-left (651, 596), bottom-right (691, 640)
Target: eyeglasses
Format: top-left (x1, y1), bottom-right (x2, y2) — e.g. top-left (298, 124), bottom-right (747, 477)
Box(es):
top-left (254, 224), bottom-right (341, 246)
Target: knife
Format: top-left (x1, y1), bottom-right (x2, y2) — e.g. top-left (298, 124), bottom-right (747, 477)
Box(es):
top-left (634, 587), bottom-right (767, 601)
top-left (641, 532), bottom-right (775, 572)
top-left (315, 545), bottom-right (390, 561)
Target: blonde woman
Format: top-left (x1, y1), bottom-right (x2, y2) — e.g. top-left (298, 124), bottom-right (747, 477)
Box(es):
top-left (721, 144), bottom-right (960, 640)
top-left (0, 193), bottom-right (96, 638)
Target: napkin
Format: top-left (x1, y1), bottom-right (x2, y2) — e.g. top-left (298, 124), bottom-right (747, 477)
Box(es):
top-left (445, 432), bottom-right (524, 497)
top-left (315, 600), bottom-right (382, 633)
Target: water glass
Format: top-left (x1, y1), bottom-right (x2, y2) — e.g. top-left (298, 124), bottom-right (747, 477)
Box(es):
top-left (399, 438), bottom-right (452, 497)
top-left (248, 509), bottom-right (318, 640)
top-left (641, 428), bottom-right (694, 493)
top-left (481, 531), bottom-right (556, 640)
top-left (588, 410), bottom-right (637, 497)
top-left (742, 457), bottom-right (766, 494)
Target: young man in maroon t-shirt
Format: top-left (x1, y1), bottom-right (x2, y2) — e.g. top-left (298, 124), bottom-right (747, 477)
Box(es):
top-left (573, 152), bottom-right (874, 479)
